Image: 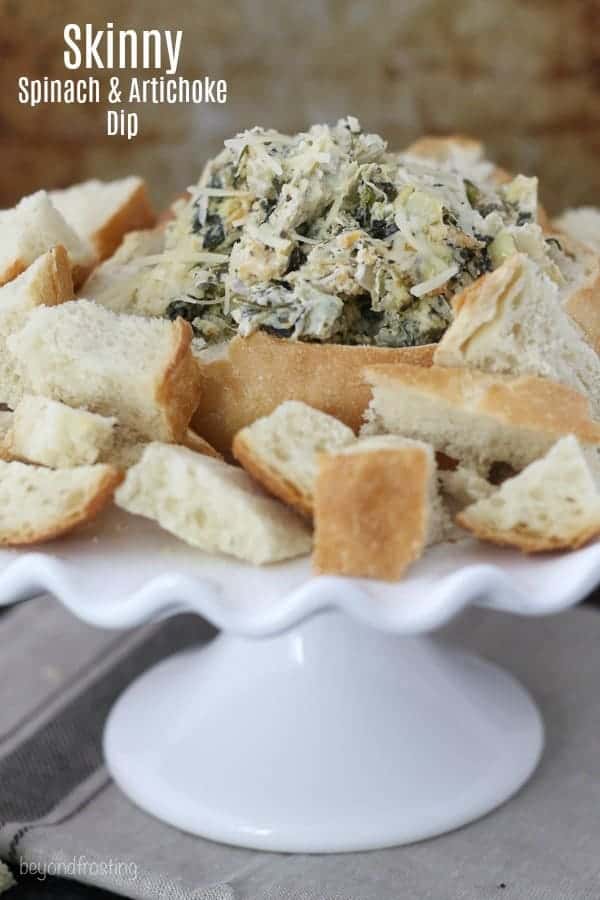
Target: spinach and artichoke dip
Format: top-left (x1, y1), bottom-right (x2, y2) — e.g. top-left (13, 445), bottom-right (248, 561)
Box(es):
top-left (141, 117), bottom-right (566, 349)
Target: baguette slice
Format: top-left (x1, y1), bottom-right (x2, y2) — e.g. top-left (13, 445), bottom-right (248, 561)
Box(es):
top-left (4, 395), bottom-right (116, 467)
top-left (313, 435), bottom-right (443, 581)
top-left (362, 363), bottom-right (600, 474)
top-left (232, 401), bottom-right (355, 517)
top-left (7, 299), bottom-right (202, 442)
top-left (193, 331), bottom-right (435, 454)
top-left (554, 207), bottom-right (600, 254)
top-left (0, 245), bottom-right (74, 408)
top-left (0, 460), bottom-right (122, 545)
top-left (434, 253), bottom-right (600, 416)
top-left (115, 443), bottom-right (312, 564)
top-left (50, 177), bottom-right (156, 262)
top-left (457, 436), bottom-right (600, 552)
top-left (0, 191), bottom-right (94, 287)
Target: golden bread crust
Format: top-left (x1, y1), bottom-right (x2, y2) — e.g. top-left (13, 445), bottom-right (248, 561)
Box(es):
top-left (0, 465), bottom-right (123, 546)
top-left (405, 134), bottom-right (484, 161)
top-left (192, 333), bottom-right (435, 454)
top-left (232, 431), bottom-right (313, 519)
top-left (36, 244), bottom-right (75, 306)
top-left (313, 446), bottom-right (430, 580)
top-left (456, 508), bottom-right (600, 553)
top-left (0, 258), bottom-right (27, 288)
top-left (156, 319), bottom-right (204, 443)
top-left (182, 427), bottom-right (222, 460)
top-left (558, 236), bottom-right (600, 351)
top-left (364, 363), bottom-right (600, 444)
top-left (92, 181), bottom-right (157, 261)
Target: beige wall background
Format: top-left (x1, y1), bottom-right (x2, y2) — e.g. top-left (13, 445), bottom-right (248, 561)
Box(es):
top-left (1, 0), bottom-right (600, 214)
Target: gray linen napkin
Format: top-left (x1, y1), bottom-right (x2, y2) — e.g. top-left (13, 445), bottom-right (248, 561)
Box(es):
top-left (1, 597), bottom-right (600, 899)
top-left (0, 860), bottom-right (13, 894)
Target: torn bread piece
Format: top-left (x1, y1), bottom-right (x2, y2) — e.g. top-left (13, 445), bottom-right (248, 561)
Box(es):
top-left (554, 207), bottom-right (600, 254)
top-left (7, 300), bottom-right (202, 442)
top-left (109, 226), bottom-right (166, 265)
top-left (457, 436), bottom-right (600, 552)
top-left (404, 135), bottom-right (489, 172)
top-left (558, 236), bottom-right (600, 352)
top-left (193, 331), bottom-right (435, 454)
top-left (0, 245), bottom-right (74, 408)
top-left (78, 227), bottom-right (166, 315)
top-left (232, 401), bottom-right (355, 517)
top-left (115, 443), bottom-right (312, 564)
top-left (106, 426), bottom-right (222, 471)
top-left (439, 465), bottom-right (495, 516)
top-left (0, 191), bottom-right (94, 288)
top-left (434, 254), bottom-right (600, 416)
top-left (0, 460), bottom-right (122, 546)
top-left (4, 395), bottom-right (116, 467)
top-left (50, 177), bottom-right (156, 262)
top-left (362, 363), bottom-right (600, 475)
top-left (313, 436), bottom-right (445, 581)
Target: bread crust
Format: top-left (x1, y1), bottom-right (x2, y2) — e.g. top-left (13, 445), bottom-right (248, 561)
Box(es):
top-left (36, 244), bottom-right (75, 306)
top-left (0, 250), bottom-right (86, 292)
top-left (182, 427), bottom-right (222, 460)
top-left (557, 234), bottom-right (600, 351)
top-left (92, 181), bottom-right (157, 261)
top-left (313, 446), bottom-right (430, 580)
top-left (0, 258), bottom-right (27, 288)
top-left (192, 332), bottom-right (435, 454)
top-left (156, 319), bottom-right (204, 443)
top-left (433, 256), bottom-right (522, 367)
top-left (232, 431), bottom-right (313, 519)
top-left (456, 509), bottom-right (600, 553)
top-left (445, 236), bottom-right (600, 356)
top-left (364, 363), bottom-right (600, 445)
top-left (406, 134), bottom-right (485, 161)
top-left (0, 465), bottom-right (123, 546)
top-left (71, 262), bottom-right (95, 290)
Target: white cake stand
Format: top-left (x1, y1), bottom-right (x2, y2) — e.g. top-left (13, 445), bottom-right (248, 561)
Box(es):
top-left (1, 508), bottom-right (599, 853)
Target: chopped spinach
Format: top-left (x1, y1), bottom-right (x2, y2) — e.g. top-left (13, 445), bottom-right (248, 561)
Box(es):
top-left (464, 179), bottom-right (481, 208)
top-left (378, 181), bottom-right (398, 201)
top-left (261, 323), bottom-right (296, 338)
top-left (369, 219), bottom-right (399, 240)
top-left (202, 213), bottom-right (226, 250)
top-left (516, 212), bottom-right (533, 226)
top-left (285, 245), bottom-right (306, 274)
top-left (165, 299), bottom-right (202, 325)
top-left (166, 118), bottom-right (556, 349)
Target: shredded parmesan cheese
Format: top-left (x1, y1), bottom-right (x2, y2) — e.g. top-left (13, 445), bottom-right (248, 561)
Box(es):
top-left (411, 265), bottom-right (459, 298)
